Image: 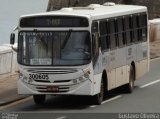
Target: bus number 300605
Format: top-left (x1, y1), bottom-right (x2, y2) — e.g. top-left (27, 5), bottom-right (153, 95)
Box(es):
top-left (29, 74), bottom-right (49, 80)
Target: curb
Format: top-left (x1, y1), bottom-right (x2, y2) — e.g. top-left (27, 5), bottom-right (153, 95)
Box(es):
top-left (0, 96), bottom-right (28, 106)
top-left (150, 57), bottom-right (160, 62)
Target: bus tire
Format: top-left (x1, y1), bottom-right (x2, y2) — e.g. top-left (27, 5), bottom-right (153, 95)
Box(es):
top-left (93, 79), bottom-right (104, 105)
top-left (126, 65), bottom-right (134, 93)
top-left (33, 95), bottom-right (46, 105)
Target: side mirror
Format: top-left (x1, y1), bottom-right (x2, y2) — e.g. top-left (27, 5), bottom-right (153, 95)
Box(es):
top-left (10, 33), bottom-right (15, 45)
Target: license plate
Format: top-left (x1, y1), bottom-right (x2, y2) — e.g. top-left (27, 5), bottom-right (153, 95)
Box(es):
top-left (29, 74), bottom-right (49, 80)
top-left (47, 86), bottom-right (59, 92)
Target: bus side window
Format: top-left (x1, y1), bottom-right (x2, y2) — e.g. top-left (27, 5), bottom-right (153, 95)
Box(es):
top-left (141, 14), bottom-right (147, 42)
top-left (92, 22), bottom-right (98, 33)
top-left (138, 13), bottom-right (147, 42)
top-left (132, 15), bottom-right (139, 43)
top-left (109, 19), bottom-right (116, 50)
top-left (124, 16), bottom-right (132, 45)
top-left (101, 36), bottom-right (107, 51)
top-left (100, 36), bottom-right (110, 51)
top-left (99, 20), bottom-right (107, 35)
top-left (117, 17), bottom-right (124, 47)
top-left (99, 20), bottom-right (110, 51)
top-left (139, 13), bottom-right (147, 27)
top-left (142, 28), bottom-right (147, 42)
top-left (122, 17), bottom-right (126, 45)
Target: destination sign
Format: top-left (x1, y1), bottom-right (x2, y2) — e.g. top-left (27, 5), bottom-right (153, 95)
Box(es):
top-left (20, 16), bottom-right (89, 27)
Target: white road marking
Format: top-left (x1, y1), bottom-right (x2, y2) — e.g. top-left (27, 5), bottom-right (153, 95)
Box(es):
top-left (90, 95), bottom-right (122, 108)
top-left (101, 95), bottom-right (122, 104)
top-left (140, 79), bottom-right (160, 88)
top-left (90, 105), bottom-right (97, 108)
top-left (55, 116), bottom-right (66, 119)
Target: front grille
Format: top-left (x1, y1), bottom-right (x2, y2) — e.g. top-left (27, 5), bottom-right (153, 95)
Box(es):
top-left (34, 79), bottom-right (72, 83)
top-left (26, 68), bottom-right (77, 74)
top-left (54, 80), bottom-right (71, 83)
top-left (34, 80), bottom-right (50, 83)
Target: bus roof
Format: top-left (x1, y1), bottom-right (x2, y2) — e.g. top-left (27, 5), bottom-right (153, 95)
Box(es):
top-left (21, 3), bottom-right (147, 20)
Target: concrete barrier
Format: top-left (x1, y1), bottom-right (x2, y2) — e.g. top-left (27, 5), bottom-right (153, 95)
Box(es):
top-left (0, 45), bottom-right (18, 78)
top-left (149, 19), bottom-right (160, 42)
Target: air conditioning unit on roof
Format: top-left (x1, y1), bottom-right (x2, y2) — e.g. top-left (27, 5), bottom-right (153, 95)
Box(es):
top-left (88, 4), bottom-right (101, 8)
top-left (103, 2), bottom-right (116, 6)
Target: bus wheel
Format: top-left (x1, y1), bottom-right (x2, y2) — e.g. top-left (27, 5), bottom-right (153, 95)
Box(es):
top-left (126, 65), bottom-right (134, 93)
top-left (93, 79), bottom-right (104, 105)
top-left (33, 95), bottom-right (46, 105)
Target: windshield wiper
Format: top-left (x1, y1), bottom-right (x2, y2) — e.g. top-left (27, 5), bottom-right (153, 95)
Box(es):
top-left (61, 29), bottom-right (72, 49)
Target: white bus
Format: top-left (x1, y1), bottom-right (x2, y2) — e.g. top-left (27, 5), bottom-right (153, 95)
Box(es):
top-left (10, 3), bottom-right (149, 105)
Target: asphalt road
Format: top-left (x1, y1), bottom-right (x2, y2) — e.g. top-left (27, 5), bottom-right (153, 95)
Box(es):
top-left (1, 58), bottom-right (160, 119)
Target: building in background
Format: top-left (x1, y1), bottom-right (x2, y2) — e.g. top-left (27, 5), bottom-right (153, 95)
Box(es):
top-left (47, 0), bottom-right (160, 19)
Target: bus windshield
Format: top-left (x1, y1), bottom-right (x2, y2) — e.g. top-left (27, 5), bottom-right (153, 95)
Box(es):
top-left (18, 31), bottom-right (91, 66)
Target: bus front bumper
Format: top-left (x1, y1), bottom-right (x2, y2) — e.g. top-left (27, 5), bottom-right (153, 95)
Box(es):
top-left (17, 79), bottom-right (93, 96)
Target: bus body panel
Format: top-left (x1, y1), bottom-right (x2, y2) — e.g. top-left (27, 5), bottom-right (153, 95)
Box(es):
top-left (18, 79), bottom-right (93, 95)
top-left (136, 42), bottom-right (148, 79)
top-left (136, 59), bottom-right (148, 80)
top-left (107, 69), bottom-right (116, 90)
top-left (126, 45), bottom-right (137, 65)
top-left (92, 73), bottom-right (102, 95)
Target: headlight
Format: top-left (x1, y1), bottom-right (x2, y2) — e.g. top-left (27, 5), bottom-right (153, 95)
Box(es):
top-left (73, 79), bottom-right (78, 84)
top-left (73, 69), bottom-right (91, 84)
top-left (72, 76), bottom-right (86, 84)
top-left (19, 73), bottom-right (33, 84)
top-left (79, 76), bottom-right (84, 82)
top-left (79, 75), bottom-right (88, 83)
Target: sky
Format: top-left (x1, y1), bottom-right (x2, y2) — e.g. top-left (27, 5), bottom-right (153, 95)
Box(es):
top-left (0, 0), bottom-right (49, 44)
